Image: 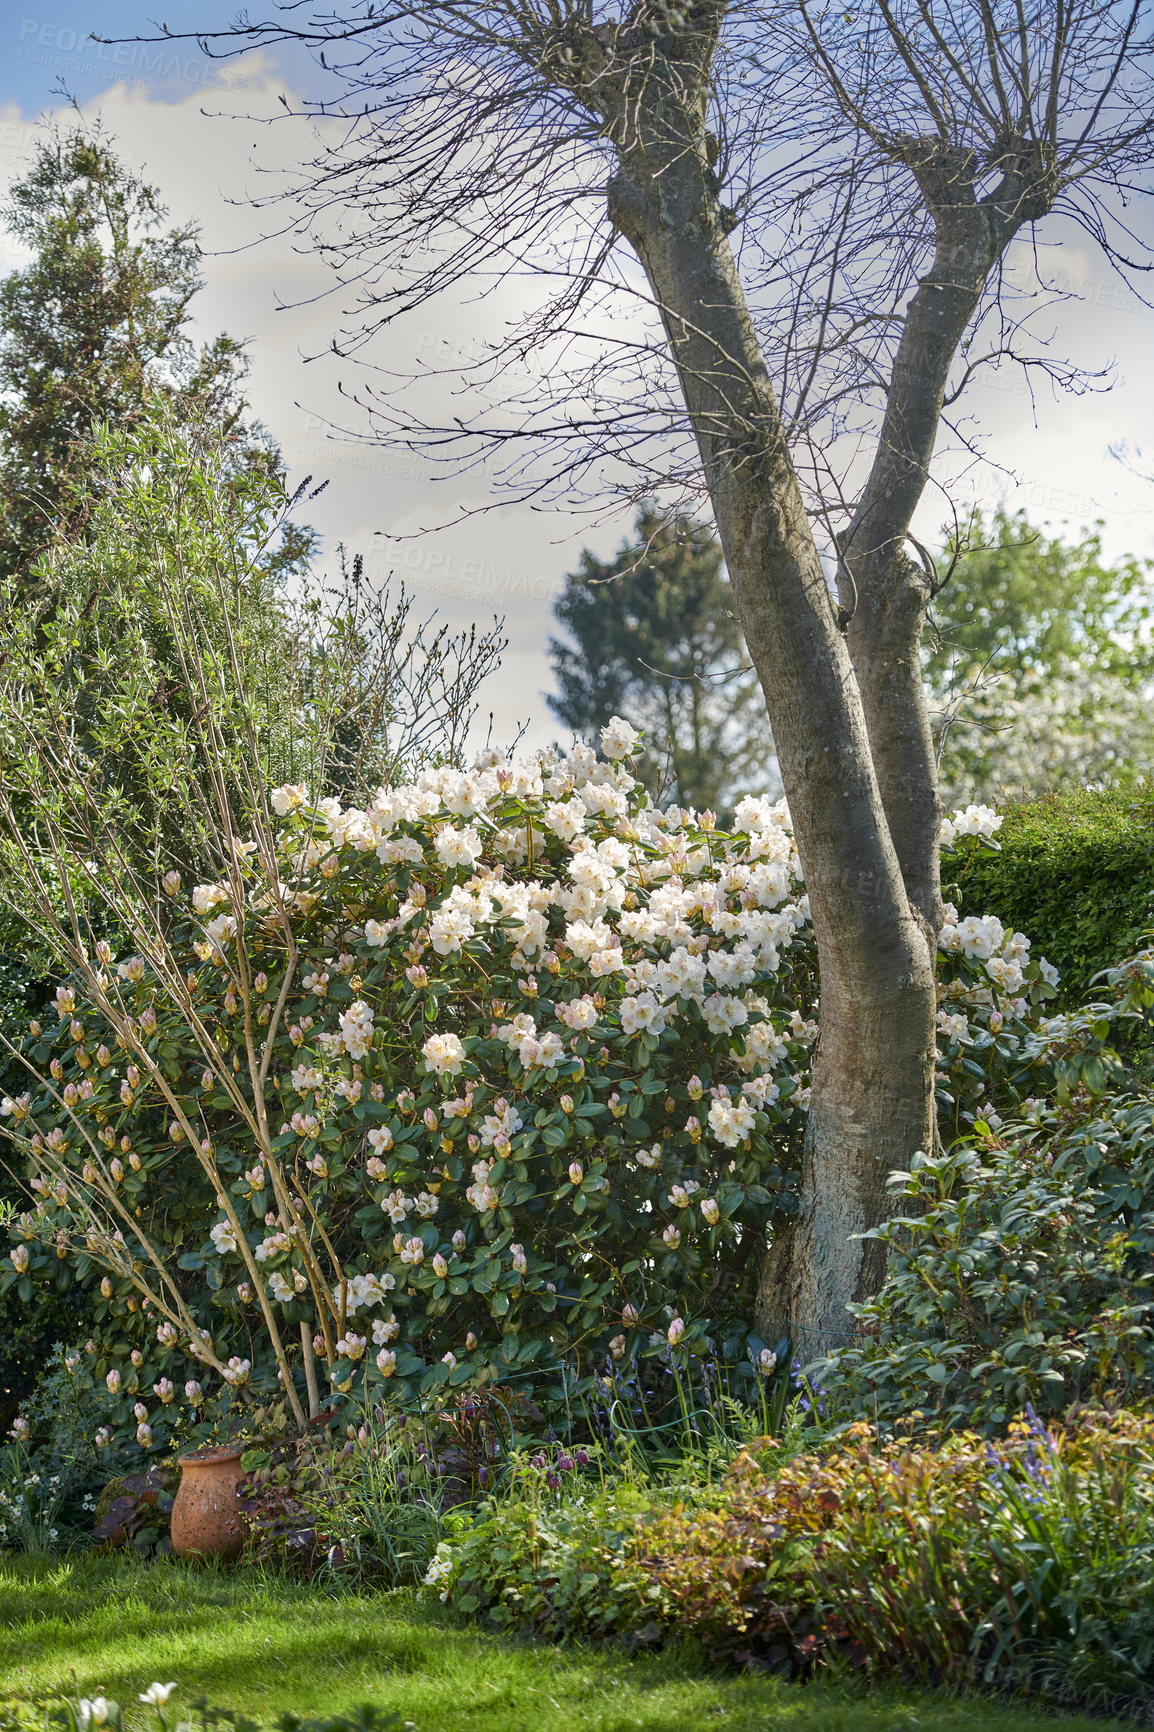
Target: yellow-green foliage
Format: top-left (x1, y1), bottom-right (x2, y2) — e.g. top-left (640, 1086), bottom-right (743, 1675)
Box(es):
top-left (442, 1413), bottom-right (1154, 1708)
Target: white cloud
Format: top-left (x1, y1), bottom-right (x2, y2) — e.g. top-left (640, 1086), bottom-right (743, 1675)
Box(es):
top-left (1, 57), bottom-right (1152, 764)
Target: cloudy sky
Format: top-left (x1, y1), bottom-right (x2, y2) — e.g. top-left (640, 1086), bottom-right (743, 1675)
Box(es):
top-left (3, 4), bottom-right (1153, 759)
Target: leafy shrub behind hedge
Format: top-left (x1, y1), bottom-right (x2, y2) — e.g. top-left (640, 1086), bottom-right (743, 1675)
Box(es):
top-left (949, 784), bottom-right (1154, 1007)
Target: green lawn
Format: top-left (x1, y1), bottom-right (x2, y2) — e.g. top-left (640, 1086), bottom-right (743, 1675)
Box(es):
top-left (0, 1555), bottom-right (1135, 1732)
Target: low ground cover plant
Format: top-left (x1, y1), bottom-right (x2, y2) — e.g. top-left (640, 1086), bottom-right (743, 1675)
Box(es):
top-left (434, 1409), bottom-right (1154, 1713)
top-left (235, 1386), bottom-right (538, 1584)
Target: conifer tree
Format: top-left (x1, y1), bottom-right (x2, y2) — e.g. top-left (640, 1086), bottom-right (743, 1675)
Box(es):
top-left (548, 509), bottom-right (776, 814)
top-left (0, 116), bottom-right (307, 581)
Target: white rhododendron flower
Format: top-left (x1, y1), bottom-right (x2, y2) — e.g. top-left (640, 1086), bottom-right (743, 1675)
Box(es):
top-left (209, 1220), bottom-right (237, 1254)
top-left (940, 803), bottom-right (1002, 848)
top-left (205, 913), bottom-right (238, 947)
top-left (422, 1031), bottom-right (466, 1077)
top-left (956, 914), bottom-right (1005, 960)
top-left (271, 782), bottom-right (308, 816)
top-left (191, 883), bottom-right (228, 915)
top-left (341, 1272), bottom-right (395, 1313)
top-left (707, 1096), bottom-right (757, 1149)
top-left (340, 1000), bottom-right (375, 1059)
top-left (544, 798), bottom-right (587, 842)
top-left (435, 823), bottom-right (483, 870)
top-left (600, 716), bottom-right (640, 760)
top-left (702, 994), bottom-right (748, 1036)
top-left (480, 1099), bottom-right (522, 1147)
top-left (619, 992), bottom-right (667, 1037)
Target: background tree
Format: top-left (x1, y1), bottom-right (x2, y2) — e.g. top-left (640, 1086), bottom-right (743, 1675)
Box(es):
top-left (0, 116), bottom-right (312, 584)
top-left (180, 0), bottom-right (1154, 1349)
top-left (548, 508), bottom-right (776, 814)
top-left (928, 510), bottom-right (1154, 801)
top-left (0, 121), bottom-right (483, 1077)
top-left (0, 120), bottom-right (324, 902)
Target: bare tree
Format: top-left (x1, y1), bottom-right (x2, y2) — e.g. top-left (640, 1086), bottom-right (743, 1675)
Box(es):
top-left (153, 0), bottom-right (1154, 1350)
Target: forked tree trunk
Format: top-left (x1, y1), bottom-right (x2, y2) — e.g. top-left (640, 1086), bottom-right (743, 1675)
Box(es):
top-left (604, 57), bottom-right (938, 1355)
top-left (839, 145), bottom-right (1003, 939)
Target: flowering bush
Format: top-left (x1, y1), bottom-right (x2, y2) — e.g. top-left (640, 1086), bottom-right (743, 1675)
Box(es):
top-left (0, 733), bottom-right (1080, 1451)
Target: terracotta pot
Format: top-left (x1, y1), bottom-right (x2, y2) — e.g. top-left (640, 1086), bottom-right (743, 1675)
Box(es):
top-left (171, 1445), bottom-right (244, 1561)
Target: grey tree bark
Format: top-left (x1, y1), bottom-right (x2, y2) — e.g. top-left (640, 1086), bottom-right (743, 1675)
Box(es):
top-left (839, 138), bottom-right (1055, 935)
top-left (587, 19), bottom-right (938, 1351)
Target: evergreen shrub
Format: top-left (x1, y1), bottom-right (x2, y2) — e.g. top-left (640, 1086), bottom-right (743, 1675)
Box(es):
top-left (949, 785), bottom-right (1154, 1007)
top-left (0, 772), bottom-right (1078, 1457)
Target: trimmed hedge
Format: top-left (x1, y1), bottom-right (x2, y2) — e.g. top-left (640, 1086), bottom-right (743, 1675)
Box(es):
top-left (949, 784), bottom-right (1154, 1006)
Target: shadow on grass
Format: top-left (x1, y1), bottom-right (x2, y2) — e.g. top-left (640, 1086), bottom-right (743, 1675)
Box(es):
top-left (0, 1553), bottom-right (1138, 1732)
